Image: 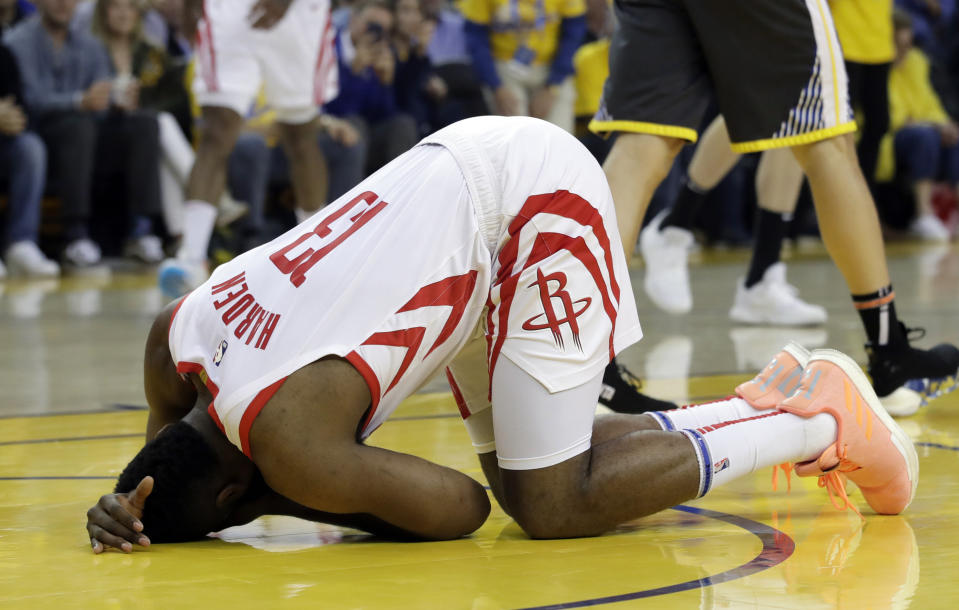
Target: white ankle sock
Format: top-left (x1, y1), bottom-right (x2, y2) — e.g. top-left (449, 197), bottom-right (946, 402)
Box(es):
top-left (176, 200), bottom-right (217, 262)
top-left (648, 396), bottom-right (762, 431)
top-left (681, 410), bottom-right (837, 497)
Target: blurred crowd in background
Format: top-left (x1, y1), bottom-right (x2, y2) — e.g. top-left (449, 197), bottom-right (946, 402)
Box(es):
top-left (1, 0), bottom-right (959, 281)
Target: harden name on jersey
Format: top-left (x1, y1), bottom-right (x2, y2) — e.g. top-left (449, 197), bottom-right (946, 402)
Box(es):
top-left (209, 271), bottom-right (281, 350)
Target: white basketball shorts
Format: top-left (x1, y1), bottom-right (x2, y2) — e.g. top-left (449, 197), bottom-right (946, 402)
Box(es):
top-left (193, 0), bottom-right (337, 123)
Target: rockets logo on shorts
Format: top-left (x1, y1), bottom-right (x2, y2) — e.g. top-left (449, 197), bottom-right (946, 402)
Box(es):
top-left (522, 269), bottom-right (591, 351)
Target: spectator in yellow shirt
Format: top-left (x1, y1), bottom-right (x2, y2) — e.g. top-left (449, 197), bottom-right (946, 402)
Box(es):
top-left (882, 10), bottom-right (958, 241)
top-left (462, 0), bottom-right (587, 132)
top-left (830, 0), bottom-right (895, 190)
top-left (572, 36), bottom-right (609, 160)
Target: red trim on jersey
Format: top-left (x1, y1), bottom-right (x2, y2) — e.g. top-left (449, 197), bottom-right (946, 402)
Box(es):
top-left (175, 360), bottom-right (224, 436)
top-left (175, 361), bottom-right (220, 397)
top-left (238, 377), bottom-right (288, 458)
top-left (207, 403), bottom-right (226, 434)
top-left (398, 271), bottom-right (478, 358)
top-left (346, 350), bottom-right (381, 434)
top-left (349, 270), bottom-right (480, 404)
top-left (446, 369), bottom-right (472, 420)
top-left (695, 410), bottom-right (787, 435)
top-left (362, 327), bottom-right (426, 394)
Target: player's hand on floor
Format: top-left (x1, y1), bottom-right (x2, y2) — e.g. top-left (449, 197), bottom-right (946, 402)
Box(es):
top-left (86, 476), bottom-right (153, 554)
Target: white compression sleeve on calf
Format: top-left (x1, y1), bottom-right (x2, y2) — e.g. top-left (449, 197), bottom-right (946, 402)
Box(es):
top-left (648, 397), bottom-right (764, 431)
top-left (177, 200), bottom-right (218, 262)
top-left (681, 410), bottom-right (837, 496)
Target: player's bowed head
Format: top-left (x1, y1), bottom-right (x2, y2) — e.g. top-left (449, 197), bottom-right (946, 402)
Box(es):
top-left (111, 414), bottom-right (268, 544)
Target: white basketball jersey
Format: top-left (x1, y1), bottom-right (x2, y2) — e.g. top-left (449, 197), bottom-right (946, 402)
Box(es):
top-left (169, 117), bottom-right (642, 457)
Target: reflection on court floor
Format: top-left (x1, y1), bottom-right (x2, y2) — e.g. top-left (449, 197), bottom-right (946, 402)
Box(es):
top-left (1, 242), bottom-right (957, 608)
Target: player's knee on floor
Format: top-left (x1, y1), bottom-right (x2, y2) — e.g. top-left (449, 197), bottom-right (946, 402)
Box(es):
top-left (501, 456), bottom-right (607, 540)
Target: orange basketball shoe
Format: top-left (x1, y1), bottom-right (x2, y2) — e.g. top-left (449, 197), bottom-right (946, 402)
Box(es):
top-left (736, 342), bottom-right (810, 409)
top-left (779, 349), bottom-right (919, 515)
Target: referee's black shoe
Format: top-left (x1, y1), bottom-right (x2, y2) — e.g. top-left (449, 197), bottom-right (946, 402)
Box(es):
top-left (868, 323), bottom-right (959, 417)
top-left (599, 359), bottom-right (678, 414)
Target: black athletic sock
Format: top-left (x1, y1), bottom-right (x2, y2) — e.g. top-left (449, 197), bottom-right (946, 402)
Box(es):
top-left (853, 285), bottom-right (903, 347)
top-left (744, 210), bottom-right (788, 288)
top-left (661, 178), bottom-right (708, 230)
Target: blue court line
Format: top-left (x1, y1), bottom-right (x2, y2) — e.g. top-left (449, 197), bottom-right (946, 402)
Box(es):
top-left (916, 441), bottom-right (959, 451)
top-left (518, 505), bottom-right (795, 609)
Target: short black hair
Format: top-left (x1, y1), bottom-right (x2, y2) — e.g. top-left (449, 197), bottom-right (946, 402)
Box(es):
top-left (114, 421), bottom-right (220, 542)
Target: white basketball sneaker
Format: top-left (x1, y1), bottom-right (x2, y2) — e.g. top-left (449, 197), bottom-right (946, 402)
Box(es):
top-left (157, 258), bottom-right (208, 298)
top-left (639, 210), bottom-right (694, 314)
top-left (729, 262), bottom-right (827, 326)
top-left (909, 214), bottom-right (950, 242)
top-left (5, 241), bottom-right (60, 278)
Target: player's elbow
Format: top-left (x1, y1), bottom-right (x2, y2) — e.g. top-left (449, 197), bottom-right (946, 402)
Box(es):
top-left (420, 479), bottom-right (491, 540)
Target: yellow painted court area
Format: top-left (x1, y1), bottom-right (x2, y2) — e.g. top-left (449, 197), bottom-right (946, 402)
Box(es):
top-left (1, 243), bottom-right (958, 608)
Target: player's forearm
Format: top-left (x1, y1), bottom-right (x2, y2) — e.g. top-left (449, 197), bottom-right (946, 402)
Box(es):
top-left (145, 409), bottom-right (184, 441)
top-left (246, 490), bottom-right (424, 539)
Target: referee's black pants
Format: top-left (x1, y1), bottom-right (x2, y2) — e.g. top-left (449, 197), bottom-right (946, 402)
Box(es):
top-left (846, 61), bottom-right (892, 190)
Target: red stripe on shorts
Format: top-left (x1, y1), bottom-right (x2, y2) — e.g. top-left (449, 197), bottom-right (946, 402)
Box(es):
top-left (346, 350), bottom-right (382, 435)
top-left (313, 19), bottom-right (334, 105)
top-left (487, 190), bottom-right (622, 382)
top-left (446, 369), bottom-right (472, 419)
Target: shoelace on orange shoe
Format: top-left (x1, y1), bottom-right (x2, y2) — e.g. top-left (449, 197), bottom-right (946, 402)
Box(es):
top-left (771, 458), bottom-right (864, 520)
top-left (771, 463), bottom-right (795, 492)
top-left (817, 445), bottom-right (864, 520)
top-left (818, 472), bottom-right (862, 519)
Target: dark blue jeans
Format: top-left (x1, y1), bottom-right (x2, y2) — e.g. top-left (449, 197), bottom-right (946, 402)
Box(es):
top-left (894, 124), bottom-right (959, 182)
top-left (228, 132), bottom-right (272, 236)
top-left (0, 131), bottom-right (47, 246)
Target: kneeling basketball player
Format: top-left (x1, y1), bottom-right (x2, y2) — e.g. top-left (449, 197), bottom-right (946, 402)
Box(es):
top-left (86, 117), bottom-right (918, 552)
